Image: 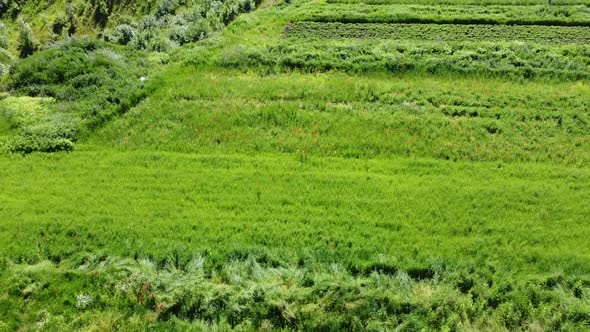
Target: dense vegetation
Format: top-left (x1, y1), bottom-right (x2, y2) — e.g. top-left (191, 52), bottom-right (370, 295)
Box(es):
top-left (0, 0), bottom-right (589, 330)
top-left (292, 3), bottom-right (590, 26)
top-left (286, 22), bottom-right (590, 44)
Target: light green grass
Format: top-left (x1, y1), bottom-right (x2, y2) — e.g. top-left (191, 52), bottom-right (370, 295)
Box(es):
top-left (93, 69), bottom-right (590, 164)
top-left (0, 149), bottom-right (589, 329)
top-left (1, 0), bottom-right (590, 330)
top-left (1, 149), bottom-right (589, 273)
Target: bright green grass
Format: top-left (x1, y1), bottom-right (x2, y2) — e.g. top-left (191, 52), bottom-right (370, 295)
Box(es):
top-left (1, 0), bottom-right (590, 330)
top-left (0, 149), bottom-right (589, 329)
top-left (2, 149), bottom-right (589, 273)
top-left (93, 68), bottom-right (590, 164)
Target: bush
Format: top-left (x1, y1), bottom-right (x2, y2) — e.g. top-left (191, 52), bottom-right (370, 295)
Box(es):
top-left (3, 135), bottom-right (74, 153)
top-left (3, 39), bottom-right (146, 152)
top-left (105, 24), bottom-right (135, 45)
top-left (17, 17), bottom-right (37, 58)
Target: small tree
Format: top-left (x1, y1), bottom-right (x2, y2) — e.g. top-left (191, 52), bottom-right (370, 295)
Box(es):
top-left (17, 17), bottom-right (36, 58)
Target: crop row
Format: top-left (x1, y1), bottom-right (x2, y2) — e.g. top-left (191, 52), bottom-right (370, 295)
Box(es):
top-left (326, 0), bottom-right (590, 6)
top-left (292, 3), bottom-right (590, 26)
top-left (209, 39), bottom-right (590, 81)
top-left (285, 22), bottom-right (590, 44)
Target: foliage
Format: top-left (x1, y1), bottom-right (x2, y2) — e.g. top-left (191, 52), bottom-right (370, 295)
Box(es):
top-left (104, 0), bottom-right (262, 51)
top-left (0, 96), bottom-right (79, 153)
top-left (291, 3), bottom-right (590, 26)
top-left (204, 40), bottom-right (590, 80)
top-left (16, 17), bottom-right (36, 58)
top-left (286, 22), bottom-right (590, 45)
top-left (2, 39), bottom-right (147, 152)
top-left (0, 151), bottom-right (590, 329)
top-left (0, 29), bottom-right (13, 77)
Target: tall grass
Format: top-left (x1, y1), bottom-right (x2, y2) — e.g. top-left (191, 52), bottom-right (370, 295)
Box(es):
top-left (93, 69), bottom-right (590, 164)
top-left (0, 150), bottom-right (589, 329)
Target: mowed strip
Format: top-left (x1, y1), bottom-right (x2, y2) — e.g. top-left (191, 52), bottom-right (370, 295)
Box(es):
top-left (286, 22), bottom-right (590, 44)
top-left (292, 4), bottom-right (590, 26)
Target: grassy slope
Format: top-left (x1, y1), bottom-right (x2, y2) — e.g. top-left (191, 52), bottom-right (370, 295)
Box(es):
top-left (1, 0), bottom-right (590, 330)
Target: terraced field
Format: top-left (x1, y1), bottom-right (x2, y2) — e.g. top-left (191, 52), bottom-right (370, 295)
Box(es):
top-left (327, 0), bottom-right (590, 4)
top-left (292, 3), bottom-right (590, 26)
top-left (1, 0), bottom-right (589, 330)
top-left (286, 22), bottom-right (590, 44)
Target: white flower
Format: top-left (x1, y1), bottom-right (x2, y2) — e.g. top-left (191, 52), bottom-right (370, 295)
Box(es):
top-left (76, 293), bottom-right (92, 309)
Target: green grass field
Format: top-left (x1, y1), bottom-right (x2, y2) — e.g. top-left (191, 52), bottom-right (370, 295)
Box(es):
top-left (1, 0), bottom-right (590, 330)
top-left (291, 3), bottom-right (590, 26)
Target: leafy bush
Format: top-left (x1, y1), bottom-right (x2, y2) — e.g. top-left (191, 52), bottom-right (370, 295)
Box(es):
top-left (2, 135), bottom-right (74, 153)
top-left (16, 17), bottom-right (36, 58)
top-left (104, 23), bottom-right (135, 44)
top-left (0, 96), bottom-right (80, 153)
top-left (101, 0), bottom-right (261, 51)
top-left (3, 39), bottom-right (147, 152)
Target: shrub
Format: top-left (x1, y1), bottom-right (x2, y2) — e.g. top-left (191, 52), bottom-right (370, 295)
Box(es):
top-left (4, 39), bottom-right (146, 152)
top-left (3, 135), bottom-right (74, 153)
top-left (17, 17), bottom-right (37, 58)
top-left (105, 24), bottom-right (136, 45)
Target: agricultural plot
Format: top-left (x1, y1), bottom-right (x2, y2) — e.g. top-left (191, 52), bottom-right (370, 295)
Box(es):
top-left (292, 4), bottom-right (590, 26)
top-left (95, 69), bottom-right (590, 164)
top-left (1, 0), bottom-right (590, 330)
top-left (327, 0), bottom-right (590, 5)
top-left (286, 22), bottom-right (590, 44)
top-left (213, 40), bottom-right (590, 80)
top-left (1, 150), bottom-right (590, 330)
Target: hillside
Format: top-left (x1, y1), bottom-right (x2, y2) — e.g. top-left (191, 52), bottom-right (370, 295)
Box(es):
top-left (1, 0), bottom-right (589, 330)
